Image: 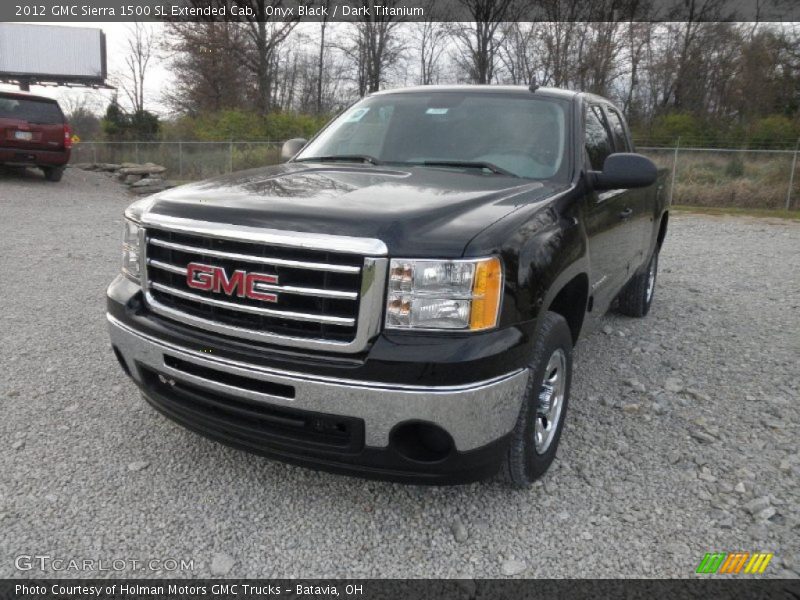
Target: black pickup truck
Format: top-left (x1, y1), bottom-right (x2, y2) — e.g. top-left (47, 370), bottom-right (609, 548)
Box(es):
top-left (107, 85), bottom-right (669, 486)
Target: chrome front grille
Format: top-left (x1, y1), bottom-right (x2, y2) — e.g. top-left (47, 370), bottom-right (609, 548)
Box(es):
top-left (140, 217), bottom-right (388, 354)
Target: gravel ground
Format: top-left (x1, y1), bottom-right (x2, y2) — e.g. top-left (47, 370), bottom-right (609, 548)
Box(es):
top-left (1, 166), bottom-right (798, 579)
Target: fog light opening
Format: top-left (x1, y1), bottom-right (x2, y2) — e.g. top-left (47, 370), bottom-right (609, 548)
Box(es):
top-left (390, 422), bottom-right (454, 463)
top-left (112, 346), bottom-right (131, 378)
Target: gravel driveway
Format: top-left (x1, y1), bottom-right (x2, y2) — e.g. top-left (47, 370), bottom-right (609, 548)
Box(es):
top-left (1, 166), bottom-right (798, 579)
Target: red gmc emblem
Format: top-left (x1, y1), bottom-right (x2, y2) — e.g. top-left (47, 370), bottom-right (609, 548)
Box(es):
top-left (186, 262), bottom-right (279, 302)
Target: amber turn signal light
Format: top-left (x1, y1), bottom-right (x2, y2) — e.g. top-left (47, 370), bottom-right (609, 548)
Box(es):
top-left (469, 257), bottom-right (502, 330)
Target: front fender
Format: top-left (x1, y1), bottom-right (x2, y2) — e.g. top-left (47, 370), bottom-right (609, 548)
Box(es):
top-left (465, 191), bottom-right (589, 332)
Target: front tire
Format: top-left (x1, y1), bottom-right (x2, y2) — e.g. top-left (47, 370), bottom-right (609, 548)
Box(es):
top-left (502, 311), bottom-right (573, 488)
top-left (616, 250), bottom-right (658, 318)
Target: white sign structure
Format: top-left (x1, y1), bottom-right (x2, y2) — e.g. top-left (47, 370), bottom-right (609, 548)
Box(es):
top-left (0, 23), bottom-right (107, 86)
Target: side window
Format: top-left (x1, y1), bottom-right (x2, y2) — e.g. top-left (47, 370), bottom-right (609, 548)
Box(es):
top-left (585, 105), bottom-right (613, 170)
top-left (605, 107), bottom-right (631, 152)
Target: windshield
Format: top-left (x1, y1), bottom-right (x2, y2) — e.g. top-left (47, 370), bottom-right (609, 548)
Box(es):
top-left (296, 92), bottom-right (569, 180)
top-left (0, 95), bottom-right (63, 124)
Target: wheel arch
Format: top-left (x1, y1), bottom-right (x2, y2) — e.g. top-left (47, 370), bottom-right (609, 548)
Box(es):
top-left (545, 272), bottom-right (590, 345)
top-left (657, 211), bottom-right (669, 249)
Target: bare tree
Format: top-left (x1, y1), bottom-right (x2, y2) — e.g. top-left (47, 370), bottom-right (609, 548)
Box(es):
top-left (314, 2), bottom-right (334, 112)
top-left (162, 22), bottom-right (249, 115)
top-left (234, 23), bottom-right (355, 115)
top-left (243, 17), bottom-right (298, 113)
top-left (308, 23), bottom-right (352, 113)
top-left (497, 22), bottom-right (542, 85)
top-left (534, 0), bottom-right (598, 88)
top-left (621, 23), bottom-right (653, 117)
top-left (451, 0), bottom-right (520, 84)
top-left (59, 92), bottom-right (102, 139)
top-left (338, 2), bottom-right (405, 97)
top-left (412, 1), bottom-right (450, 85)
top-left (121, 23), bottom-right (156, 113)
top-left (580, 22), bottom-right (623, 96)
top-left (660, 0), bottom-right (730, 109)
top-left (184, 0), bottom-right (298, 113)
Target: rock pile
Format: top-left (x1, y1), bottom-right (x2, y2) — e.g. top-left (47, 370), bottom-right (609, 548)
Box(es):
top-left (70, 162), bottom-right (172, 195)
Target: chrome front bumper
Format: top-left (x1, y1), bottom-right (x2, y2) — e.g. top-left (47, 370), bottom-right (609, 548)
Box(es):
top-left (107, 314), bottom-right (528, 451)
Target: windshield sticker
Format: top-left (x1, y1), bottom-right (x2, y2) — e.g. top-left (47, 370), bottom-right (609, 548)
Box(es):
top-left (426, 108), bottom-right (449, 115)
top-left (344, 108), bottom-right (370, 122)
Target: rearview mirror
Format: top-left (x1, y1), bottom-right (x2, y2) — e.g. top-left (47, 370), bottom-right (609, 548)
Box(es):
top-left (591, 153), bottom-right (657, 190)
top-left (281, 138), bottom-right (308, 162)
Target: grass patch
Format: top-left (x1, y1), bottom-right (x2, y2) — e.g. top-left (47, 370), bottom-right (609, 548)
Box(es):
top-left (641, 150), bottom-right (799, 210)
top-left (672, 205), bottom-right (800, 221)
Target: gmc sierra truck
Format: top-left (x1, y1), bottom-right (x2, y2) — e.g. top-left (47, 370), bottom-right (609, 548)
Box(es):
top-left (107, 85), bottom-right (668, 486)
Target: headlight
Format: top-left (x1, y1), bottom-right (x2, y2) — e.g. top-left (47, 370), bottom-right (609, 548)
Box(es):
top-left (385, 257), bottom-right (502, 331)
top-left (122, 219), bottom-right (142, 282)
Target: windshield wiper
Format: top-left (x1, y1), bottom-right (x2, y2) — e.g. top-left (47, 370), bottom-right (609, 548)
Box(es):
top-left (296, 155), bottom-right (382, 165)
top-left (418, 160), bottom-right (519, 177)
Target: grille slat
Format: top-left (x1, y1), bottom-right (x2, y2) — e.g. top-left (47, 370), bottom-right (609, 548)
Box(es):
top-left (144, 228), bottom-right (365, 344)
top-left (147, 259), bottom-right (359, 300)
top-left (149, 237), bottom-right (361, 274)
top-left (150, 281), bottom-right (357, 326)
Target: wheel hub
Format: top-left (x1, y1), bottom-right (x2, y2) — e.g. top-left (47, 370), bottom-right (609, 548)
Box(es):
top-left (538, 384), bottom-right (554, 413)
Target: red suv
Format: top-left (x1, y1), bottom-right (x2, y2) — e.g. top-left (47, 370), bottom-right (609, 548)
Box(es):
top-left (0, 91), bottom-right (72, 182)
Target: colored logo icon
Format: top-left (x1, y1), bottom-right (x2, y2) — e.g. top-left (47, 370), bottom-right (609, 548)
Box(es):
top-left (696, 552), bottom-right (773, 574)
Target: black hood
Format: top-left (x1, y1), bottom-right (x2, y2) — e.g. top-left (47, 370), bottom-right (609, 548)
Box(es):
top-left (143, 162), bottom-right (567, 257)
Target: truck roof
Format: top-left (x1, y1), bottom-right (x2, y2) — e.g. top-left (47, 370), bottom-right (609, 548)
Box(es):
top-left (0, 89), bottom-right (60, 103)
top-left (371, 84), bottom-right (580, 101)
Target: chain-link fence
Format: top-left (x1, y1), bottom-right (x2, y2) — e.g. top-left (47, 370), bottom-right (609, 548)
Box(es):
top-left (639, 145), bottom-right (800, 211)
top-left (70, 140), bottom-right (800, 210)
top-left (70, 141), bottom-right (284, 181)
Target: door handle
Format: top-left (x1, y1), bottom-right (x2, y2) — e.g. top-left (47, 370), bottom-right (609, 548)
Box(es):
top-left (619, 208), bottom-right (633, 220)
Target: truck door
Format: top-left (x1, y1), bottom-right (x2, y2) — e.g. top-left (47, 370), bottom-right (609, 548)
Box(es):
top-left (604, 105), bottom-right (651, 271)
top-left (582, 104), bottom-right (637, 312)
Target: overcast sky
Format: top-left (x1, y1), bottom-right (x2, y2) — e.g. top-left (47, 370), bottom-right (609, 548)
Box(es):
top-left (0, 22), bottom-right (171, 114)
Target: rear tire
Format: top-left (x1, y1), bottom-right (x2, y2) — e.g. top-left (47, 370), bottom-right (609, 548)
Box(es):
top-left (616, 250), bottom-right (658, 318)
top-left (42, 166), bottom-right (64, 182)
top-left (501, 311), bottom-right (573, 488)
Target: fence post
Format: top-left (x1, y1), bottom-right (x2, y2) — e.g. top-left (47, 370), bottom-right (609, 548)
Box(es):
top-left (229, 141), bottom-right (234, 173)
top-left (92, 143), bottom-right (97, 165)
top-left (668, 137), bottom-right (680, 206)
top-left (787, 138), bottom-right (799, 211)
top-left (135, 142), bottom-right (140, 164)
top-left (179, 142), bottom-right (183, 179)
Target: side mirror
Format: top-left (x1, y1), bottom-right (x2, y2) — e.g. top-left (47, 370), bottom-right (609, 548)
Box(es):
top-left (281, 138), bottom-right (307, 162)
top-left (591, 153), bottom-right (657, 190)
